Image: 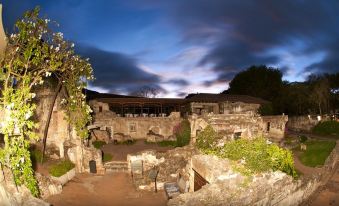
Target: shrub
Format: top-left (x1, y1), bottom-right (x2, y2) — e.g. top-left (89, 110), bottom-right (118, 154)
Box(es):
top-left (49, 160), bottom-right (75, 177)
top-left (92, 140), bottom-right (106, 149)
top-left (299, 135), bottom-right (308, 143)
top-left (174, 120), bottom-right (191, 147)
top-left (196, 125), bottom-right (220, 151)
top-left (312, 121), bottom-right (339, 137)
top-left (197, 134), bottom-right (297, 178)
top-left (103, 153), bottom-right (113, 162)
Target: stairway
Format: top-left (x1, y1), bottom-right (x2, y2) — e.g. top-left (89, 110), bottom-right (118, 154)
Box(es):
top-left (104, 161), bottom-right (128, 173)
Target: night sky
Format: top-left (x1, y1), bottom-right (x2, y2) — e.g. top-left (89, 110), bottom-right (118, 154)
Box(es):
top-left (1, 0), bottom-right (339, 97)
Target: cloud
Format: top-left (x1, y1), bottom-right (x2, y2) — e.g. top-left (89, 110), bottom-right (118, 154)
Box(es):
top-left (76, 44), bottom-right (164, 94)
top-left (140, 0), bottom-right (339, 81)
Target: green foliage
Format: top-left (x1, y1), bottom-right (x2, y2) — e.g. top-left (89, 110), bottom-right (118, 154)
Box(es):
top-left (103, 153), bottom-right (113, 162)
top-left (297, 140), bottom-right (336, 167)
top-left (312, 121), bottom-right (339, 137)
top-left (92, 140), bottom-right (106, 149)
top-left (174, 120), bottom-right (191, 147)
top-left (49, 160), bottom-right (75, 177)
top-left (258, 103), bottom-right (274, 116)
top-left (0, 7), bottom-right (93, 196)
top-left (196, 125), bottom-right (220, 150)
top-left (299, 135), bottom-right (308, 143)
top-left (196, 127), bottom-right (297, 177)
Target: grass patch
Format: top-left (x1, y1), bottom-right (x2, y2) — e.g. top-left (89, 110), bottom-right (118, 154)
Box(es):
top-left (103, 153), bottom-right (113, 162)
top-left (49, 160), bottom-right (75, 177)
top-left (297, 140), bottom-right (336, 167)
top-left (312, 121), bottom-right (339, 137)
top-left (92, 140), bottom-right (106, 149)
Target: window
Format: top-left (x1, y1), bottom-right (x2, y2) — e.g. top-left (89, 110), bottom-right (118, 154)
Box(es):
top-left (266, 122), bottom-right (270, 132)
top-left (99, 106), bottom-right (103, 113)
top-left (129, 123), bottom-right (136, 132)
top-left (234, 132), bottom-right (242, 140)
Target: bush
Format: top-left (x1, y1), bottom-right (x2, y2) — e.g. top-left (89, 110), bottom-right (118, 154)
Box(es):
top-left (174, 120), bottom-right (191, 147)
top-left (299, 135), bottom-right (308, 143)
top-left (312, 121), bottom-right (339, 137)
top-left (103, 153), bottom-right (113, 162)
top-left (196, 125), bottom-right (220, 150)
top-left (49, 160), bottom-right (75, 177)
top-left (92, 140), bottom-right (106, 149)
top-left (196, 132), bottom-right (297, 177)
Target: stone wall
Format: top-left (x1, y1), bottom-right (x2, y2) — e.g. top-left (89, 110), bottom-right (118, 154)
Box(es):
top-left (169, 154), bottom-right (318, 206)
top-left (34, 88), bottom-right (73, 158)
top-left (287, 115), bottom-right (321, 132)
top-left (168, 140), bottom-right (339, 206)
top-left (189, 101), bottom-right (260, 115)
top-left (189, 113), bottom-right (288, 141)
top-left (90, 104), bottom-right (182, 141)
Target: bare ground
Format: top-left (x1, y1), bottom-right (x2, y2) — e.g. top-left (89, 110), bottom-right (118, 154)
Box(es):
top-left (47, 172), bottom-right (168, 206)
top-left (101, 140), bottom-right (173, 161)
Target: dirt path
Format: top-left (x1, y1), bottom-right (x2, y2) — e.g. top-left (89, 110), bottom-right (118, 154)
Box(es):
top-left (102, 140), bottom-right (173, 161)
top-left (307, 163), bottom-right (339, 206)
top-left (47, 172), bottom-right (168, 206)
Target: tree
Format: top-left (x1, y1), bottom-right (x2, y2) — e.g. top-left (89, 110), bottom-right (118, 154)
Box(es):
top-left (0, 7), bottom-right (93, 196)
top-left (130, 85), bottom-right (160, 98)
top-left (224, 65), bottom-right (283, 113)
top-left (308, 75), bottom-right (330, 115)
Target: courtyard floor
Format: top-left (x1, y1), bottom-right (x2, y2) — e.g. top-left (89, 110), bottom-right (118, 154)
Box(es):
top-left (47, 172), bottom-right (168, 206)
top-left (101, 140), bottom-right (173, 161)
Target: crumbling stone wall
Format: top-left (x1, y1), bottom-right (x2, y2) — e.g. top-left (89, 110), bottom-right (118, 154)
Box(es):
top-left (89, 100), bottom-right (182, 141)
top-left (169, 154), bottom-right (320, 206)
top-left (286, 115), bottom-right (329, 132)
top-left (190, 113), bottom-right (288, 141)
top-left (169, 140), bottom-right (339, 206)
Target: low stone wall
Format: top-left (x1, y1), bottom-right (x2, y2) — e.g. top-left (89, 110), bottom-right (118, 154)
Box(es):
top-left (287, 116), bottom-right (319, 132)
top-left (169, 141), bottom-right (339, 206)
top-left (189, 114), bottom-right (288, 141)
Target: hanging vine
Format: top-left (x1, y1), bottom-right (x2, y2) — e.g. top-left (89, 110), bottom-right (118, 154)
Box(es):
top-left (0, 7), bottom-right (93, 196)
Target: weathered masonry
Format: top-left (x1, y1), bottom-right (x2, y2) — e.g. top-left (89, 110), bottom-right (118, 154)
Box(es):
top-left (89, 93), bottom-right (288, 142)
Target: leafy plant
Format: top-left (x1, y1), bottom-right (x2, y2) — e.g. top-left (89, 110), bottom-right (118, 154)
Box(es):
top-left (49, 160), bottom-right (75, 177)
top-left (0, 7), bottom-right (94, 196)
top-left (196, 126), bottom-right (297, 177)
top-left (92, 140), bottom-right (106, 149)
top-left (312, 121), bottom-right (339, 137)
top-left (196, 125), bottom-right (220, 151)
top-left (174, 119), bottom-right (191, 147)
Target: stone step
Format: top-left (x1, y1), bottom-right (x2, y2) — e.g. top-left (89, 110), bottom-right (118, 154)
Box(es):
top-left (104, 161), bottom-right (128, 173)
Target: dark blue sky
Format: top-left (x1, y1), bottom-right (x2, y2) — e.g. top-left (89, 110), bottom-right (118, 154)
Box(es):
top-left (1, 0), bottom-right (339, 97)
